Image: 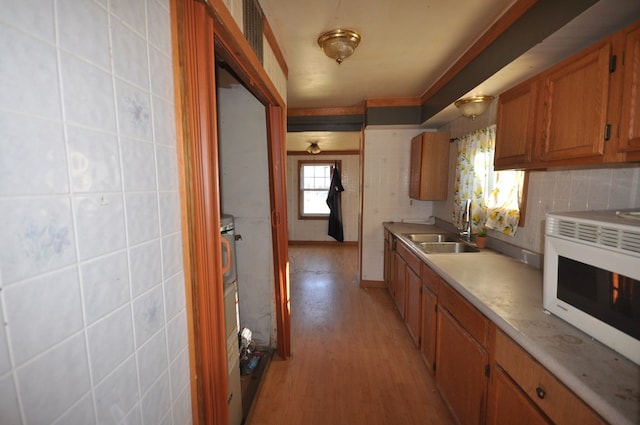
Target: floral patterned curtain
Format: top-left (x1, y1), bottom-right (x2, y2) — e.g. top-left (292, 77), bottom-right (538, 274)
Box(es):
top-left (452, 125), bottom-right (524, 236)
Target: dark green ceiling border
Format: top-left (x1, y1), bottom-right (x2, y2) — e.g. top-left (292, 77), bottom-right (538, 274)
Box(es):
top-left (287, 114), bottom-right (365, 132)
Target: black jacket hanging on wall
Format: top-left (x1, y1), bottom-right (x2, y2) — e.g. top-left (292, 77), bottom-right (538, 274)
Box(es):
top-left (326, 162), bottom-right (345, 242)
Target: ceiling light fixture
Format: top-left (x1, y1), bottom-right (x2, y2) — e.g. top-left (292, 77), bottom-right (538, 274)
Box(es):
top-left (454, 95), bottom-right (495, 119)
top-left (317, 29), bottom-right (361, 64)
top-left (306, 142), bottom-right (321, 155)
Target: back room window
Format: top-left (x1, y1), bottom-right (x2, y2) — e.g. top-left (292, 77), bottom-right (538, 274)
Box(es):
top-left (298, 161), bottom-right (338, 218)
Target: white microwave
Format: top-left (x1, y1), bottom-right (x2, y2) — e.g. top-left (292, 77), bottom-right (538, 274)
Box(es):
top-left (543, 210), bottom-right (640, 366)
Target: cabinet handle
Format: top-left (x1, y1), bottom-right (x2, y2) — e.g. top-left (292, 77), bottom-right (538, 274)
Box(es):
top-left (535, 386), bottom-right (546, 400)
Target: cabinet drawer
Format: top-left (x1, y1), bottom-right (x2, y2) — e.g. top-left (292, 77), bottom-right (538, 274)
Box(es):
top-left (421, 264), bottom-right (440, 294)
top-left (438, 282), bottom-right (489, 347)
top-left (396, 241), bottom-right (421, 275)
top-left (495, 330), bottom-right (606, 425)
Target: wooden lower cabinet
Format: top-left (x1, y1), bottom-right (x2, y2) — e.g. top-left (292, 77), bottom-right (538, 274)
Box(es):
top-left (405, 265), bottom-right (422, 346)
top-left (393, 252), bottom-right (406, 317)
top-left (420, 264), bottom-right (440, 374)
top-left (382, 235), bottom-right (608, 425)
top-left (493, 329), bottom-right (606, 425)
top-left (420, 285), bottom-right (437, 374)
top-left (383, 233), bottom-right (394, 295)
top-left (487, 365), bottom-right (550, 425)
top-left (436, 307), bottom-right (488, 425)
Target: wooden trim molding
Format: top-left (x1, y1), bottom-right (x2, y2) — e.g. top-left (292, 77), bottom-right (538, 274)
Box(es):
top-left (287, 150), bottom-right (360, 156)
top-left (366, 97), bottom-right (422, 108)
top-left (289, 241), bottom-right (358, 246)
top-left (266, 105), bottom-right (291, 358)
top-left (170, 1), bottom-right (199, 424)
top-left (263, 17), bottom-right (288, 78)
top-left (206, 0), bottom-right (285, 107)
top-left (172, 1), bottom-right (228, 424)
top-left (288, 106), bottom-right (365, 117)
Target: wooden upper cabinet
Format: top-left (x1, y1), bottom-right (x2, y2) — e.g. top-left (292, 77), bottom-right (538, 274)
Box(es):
top-left (494, 78), bottom-right (539, 170)
top-left (619, 24), bottom-right (640, 155)
top-left (494, 19), bottom-right (640, 169)
top-left (539, 42), bottom-right (613, 162)
top-left (409, 132), bottom-right (450, 200)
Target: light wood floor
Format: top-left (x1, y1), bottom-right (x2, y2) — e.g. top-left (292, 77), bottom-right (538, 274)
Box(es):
top-left (246, 244), bottom-right (454, 425)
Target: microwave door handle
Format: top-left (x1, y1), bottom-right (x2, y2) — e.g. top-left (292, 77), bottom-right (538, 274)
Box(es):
top-left (221, 237), bottom-right (231, 276)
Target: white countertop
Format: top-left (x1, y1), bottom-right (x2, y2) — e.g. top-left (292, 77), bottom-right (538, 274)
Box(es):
top-left (384, 222), bottom-right (640, 425)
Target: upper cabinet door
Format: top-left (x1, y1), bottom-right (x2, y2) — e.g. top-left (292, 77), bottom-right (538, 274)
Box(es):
top-left (539, 42), bottom-right (613, 162)
top-left (494, 78), bottom-right (539, 170)
top-left (619, 25), bottom-right (640, 154)
top-left (409, 134), bottom-right (423, 199)
top-left (409, 132), bottom-right (450, 200)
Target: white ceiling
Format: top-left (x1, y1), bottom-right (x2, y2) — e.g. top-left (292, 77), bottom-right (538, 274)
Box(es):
top-left (258, 0), bottom-right (640, 150)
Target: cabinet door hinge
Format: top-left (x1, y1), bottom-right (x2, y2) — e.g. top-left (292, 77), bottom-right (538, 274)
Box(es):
top-left (485, 364), bottom-right (491, 378)
top-left (604, 124), bottom-right (612, 141)
top-left (609, 55), bottom-right (617, 73)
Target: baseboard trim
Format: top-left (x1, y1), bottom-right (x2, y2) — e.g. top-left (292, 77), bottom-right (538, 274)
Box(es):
top-left (360, 279), bottom-right (386, 288)
top-left (288, 240), bottom-right (357, 247)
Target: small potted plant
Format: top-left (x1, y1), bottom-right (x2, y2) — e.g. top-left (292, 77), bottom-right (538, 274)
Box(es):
top-left (475, 227), bottom-right (488, 249)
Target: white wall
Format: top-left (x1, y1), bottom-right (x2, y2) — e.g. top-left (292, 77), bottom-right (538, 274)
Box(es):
top-left (361, 128), bottom-right (438, 282)
top-left (287, 154), bottom-right (360, 242)
top-left (218, 81), bottom-right (275, 347)
top-left (0, 1), bottom-right (191, 425)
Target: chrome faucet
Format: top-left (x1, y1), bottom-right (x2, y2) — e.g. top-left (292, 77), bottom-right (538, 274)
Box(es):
top-left (459, 199), bottom-right (473, 242)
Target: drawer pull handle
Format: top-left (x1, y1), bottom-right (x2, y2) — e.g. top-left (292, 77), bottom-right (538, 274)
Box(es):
top-left (536, 386), bottom-right (546, 400)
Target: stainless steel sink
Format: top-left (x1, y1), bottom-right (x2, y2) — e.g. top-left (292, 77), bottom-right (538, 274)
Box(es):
top-left (415, 241), bottom-right (480, 253)
top-left (404, 233), bottom-right (458, 243)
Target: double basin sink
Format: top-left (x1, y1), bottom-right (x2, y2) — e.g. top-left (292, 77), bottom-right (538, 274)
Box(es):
top-left (403, 233), bottom-right (480, 254)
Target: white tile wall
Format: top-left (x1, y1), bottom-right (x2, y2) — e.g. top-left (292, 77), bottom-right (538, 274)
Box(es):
top-left (495, 166), bottom-right (640, 252)
top-left (361, 128), bottom-right (437, 281)
top-left (0, 1), bottom-right (191, 424)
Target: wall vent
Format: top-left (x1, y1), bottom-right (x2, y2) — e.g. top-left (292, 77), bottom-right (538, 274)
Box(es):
top-left (243, 0), bottom-right (263, 64)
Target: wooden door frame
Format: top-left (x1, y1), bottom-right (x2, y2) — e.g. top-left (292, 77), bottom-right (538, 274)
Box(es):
top-left (171, 1), bottom-right (291, 424)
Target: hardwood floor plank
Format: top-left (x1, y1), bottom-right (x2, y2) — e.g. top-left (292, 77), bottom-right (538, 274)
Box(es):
top-left (246, 244), bottom-right (453, 425)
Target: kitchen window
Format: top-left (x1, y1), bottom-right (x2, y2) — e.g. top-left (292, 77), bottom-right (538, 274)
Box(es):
top-left (453, 125), bottom-right (526, 235)
top-left (298, 161), bottom-right (339, 219)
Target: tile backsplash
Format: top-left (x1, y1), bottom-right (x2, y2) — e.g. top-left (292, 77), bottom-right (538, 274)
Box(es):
top-left (0, 1), bottom-right (190, 425)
